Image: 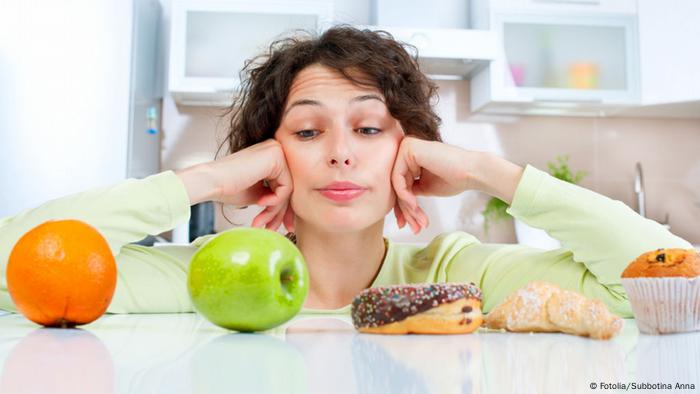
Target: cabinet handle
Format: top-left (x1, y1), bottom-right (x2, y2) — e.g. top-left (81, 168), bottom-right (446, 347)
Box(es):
top-left (533, 98), bottom-right (603, 104)
top-left (534, 0), bottom-right (601, 4)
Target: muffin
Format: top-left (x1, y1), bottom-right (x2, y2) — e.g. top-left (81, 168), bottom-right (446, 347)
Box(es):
top-left (621, 248), bottom-right (700, 334)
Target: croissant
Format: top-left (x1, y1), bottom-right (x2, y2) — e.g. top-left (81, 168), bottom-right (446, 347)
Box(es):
top-left (484, 281), bottom-right (623, 340)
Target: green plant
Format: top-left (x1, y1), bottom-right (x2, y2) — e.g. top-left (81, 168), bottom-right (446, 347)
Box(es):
top-left (547, 155), bottom-right (587, 184)
top-left (481, 196), bottom-right (509, 234)
top-left (481, 155), bottom-right (587, 233)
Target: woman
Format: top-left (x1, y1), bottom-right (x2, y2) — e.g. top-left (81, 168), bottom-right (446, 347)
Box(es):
top-left (0, 27), bottom-right (691, 316)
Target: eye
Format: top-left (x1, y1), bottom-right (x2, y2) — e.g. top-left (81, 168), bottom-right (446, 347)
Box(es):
top-left (295, 129), bottom-right (319, 139)
top-left (356, 127), bottom-right (382, 135)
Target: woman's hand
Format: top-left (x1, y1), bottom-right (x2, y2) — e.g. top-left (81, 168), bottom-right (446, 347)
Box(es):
top-left (176, 139), bottom-right (295, 232)
top-left (391, 136), bottom-right (524, 234)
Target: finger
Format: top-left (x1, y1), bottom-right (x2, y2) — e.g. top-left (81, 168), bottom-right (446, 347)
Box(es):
top-left (411, 177), bottom-right (426, 197)
top-left (259, 175), bottom-right (291, 201)
top-left (274, 201), bottom-right (294, 232)
top-left (264, 174), bottom-right (293, 223)
top-left (391, 151), bottom-right (419, 211)
top-left (251, 213), bottom-right (268, 228)
top-left (270, 156), bottom-right (294, 200)
top-left (414, 203), bottom-right (429, 228)
top-left (407, 202), bottom-right (429, 233)
top-left (391, 148), bottom-right (411, 206)
top-left (273, 166), bottom-right (295, 234)
top-left (256, 189), bottom-right (288, 209)
top-left (393, 200), bottom-right (406, 229)
top-left (394, 202), bottom-right (405, 229)
top-left (391, 147), bottom-right (421, 209)
top-left (398, 198), bottom-right (422, 230)
top-left (398, 200), bottom-right (421, 234)
top-left (404, 173), bottom-right (420, 208)
top-left (256, 192), bottom-right (280, 207)
top-left (259, 167), bottom-right (293, 230)
top-left (266, 201), bottom-right (288, 231)
top-left (411, 207), bottom-right (426, 233)
top-left (282, 203), bottom-right (295, 233)
top-left (252, 206), bottom-right (276, 228)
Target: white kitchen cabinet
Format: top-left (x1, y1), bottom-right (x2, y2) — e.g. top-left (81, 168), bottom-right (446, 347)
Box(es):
top-left (168, 0), bottom-right (333, 106)
top-left (470, 0), bottom-right (640, 116)
top-left (613, 0), bottom-right (700, 118)
top-left (636, 0), bottom-right (700, 105)
top-left (483, 0), bottom-right (637, 16)
top-left (358, 25), bottom-right (497, 80)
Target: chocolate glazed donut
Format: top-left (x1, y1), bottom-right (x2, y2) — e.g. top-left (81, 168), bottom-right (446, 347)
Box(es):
top-left (351, 283), bottom-right (484, 334)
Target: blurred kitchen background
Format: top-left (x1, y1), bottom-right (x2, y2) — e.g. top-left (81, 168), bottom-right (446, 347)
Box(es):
top-left (1, 0), bottom-right (699, 248)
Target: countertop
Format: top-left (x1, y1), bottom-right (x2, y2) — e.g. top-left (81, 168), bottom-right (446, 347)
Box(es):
top-left (0, 311), bottom-right (698, 393)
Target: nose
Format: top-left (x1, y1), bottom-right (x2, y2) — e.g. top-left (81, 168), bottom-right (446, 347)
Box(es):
top-left (329, 157), bottom-right (350, 166)
top-left (327, 129), bottom-right (353, 167)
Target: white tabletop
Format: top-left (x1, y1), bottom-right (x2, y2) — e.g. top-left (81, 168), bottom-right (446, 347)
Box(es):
top-left (0, 312), bottom-right (698, 393)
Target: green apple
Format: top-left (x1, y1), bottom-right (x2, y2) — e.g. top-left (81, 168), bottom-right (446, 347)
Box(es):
top-left (187, 228), bottom-right (309, 332)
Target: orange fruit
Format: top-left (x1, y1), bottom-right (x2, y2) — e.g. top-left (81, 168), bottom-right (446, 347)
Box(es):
top-left (6, 219), bottom-right (117, 327)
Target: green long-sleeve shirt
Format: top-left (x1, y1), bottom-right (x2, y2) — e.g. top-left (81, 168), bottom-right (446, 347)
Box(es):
top-left (0, 165), bottom-right (691, 317)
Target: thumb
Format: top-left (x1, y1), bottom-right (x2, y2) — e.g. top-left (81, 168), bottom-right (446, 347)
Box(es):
top-left (257, 171), bottom-right (293, 205)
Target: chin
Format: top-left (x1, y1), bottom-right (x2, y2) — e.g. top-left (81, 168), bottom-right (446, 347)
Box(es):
top-left (293, 193), bottom-right (392, 232)
top-left (299, 208), bottom-right (380, 233)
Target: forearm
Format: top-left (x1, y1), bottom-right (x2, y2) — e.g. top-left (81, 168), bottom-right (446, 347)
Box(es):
top-left (0, 172), bottom-right (190, 256)
top-left (507, 165), bottom-right (691, 285)
top-left (470, 152), bottom-right (524, 204)
top-left (175, 163), bottom-right (219, 205)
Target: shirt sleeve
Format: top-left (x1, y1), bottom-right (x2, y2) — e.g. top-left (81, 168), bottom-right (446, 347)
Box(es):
top-left (444, 165), bottom-right (692, 317)
top-left (0, 171), bottom-right (203, 314)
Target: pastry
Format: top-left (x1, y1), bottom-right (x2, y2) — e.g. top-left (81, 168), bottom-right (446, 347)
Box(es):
top-left (351, 283), bottom-right (483, 334)
top-left (621, 248), bottom-right (700, 334)
top-left (621, 248), bottom-right (700, 278)
top-left (484, 281), bottom-right (623, 340)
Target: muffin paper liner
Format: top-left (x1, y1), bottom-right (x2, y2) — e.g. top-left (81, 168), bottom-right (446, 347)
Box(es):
top-left (621, 277), bottom-right (700, 335)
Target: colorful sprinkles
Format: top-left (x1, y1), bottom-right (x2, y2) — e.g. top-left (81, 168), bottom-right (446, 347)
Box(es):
top-left (351, 282), bottom-right (482, 328)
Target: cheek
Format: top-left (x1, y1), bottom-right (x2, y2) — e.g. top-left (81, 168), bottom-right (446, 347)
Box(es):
top-left (284, 149), bottom-right (320, 206)
top-left (378, 135), bottom-right (402, 177)
top-left (366, 143), bottom-right (401, 205)
top-left (279, 141), bottom-right (313, 179)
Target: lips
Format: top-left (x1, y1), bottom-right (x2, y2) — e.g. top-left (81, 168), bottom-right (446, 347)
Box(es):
top-left (318, 181), bottom-right (367, 202)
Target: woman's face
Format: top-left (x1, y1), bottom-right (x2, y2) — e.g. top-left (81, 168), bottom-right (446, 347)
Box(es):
top-left (274, 64), bottom-right (404, 233)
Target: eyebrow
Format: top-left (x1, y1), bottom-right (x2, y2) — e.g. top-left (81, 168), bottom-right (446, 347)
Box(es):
top-left (283, 94), bottom-right (384, 116)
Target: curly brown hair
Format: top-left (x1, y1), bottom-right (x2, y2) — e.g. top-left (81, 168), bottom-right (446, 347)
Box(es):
top-left (217, 25), bottom-right (442, 158)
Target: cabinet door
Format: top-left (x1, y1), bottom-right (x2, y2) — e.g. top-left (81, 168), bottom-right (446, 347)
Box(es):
top-left (487, 0), bottom-right (637, 15)
top-left (638, 0), bottom-right (700, 105)
top-left (169, 0), bottom-right (333, 106)
top-left (471, 11), bottom-right (641, 116)
top-left (495, 13), bottom-right (639, 102)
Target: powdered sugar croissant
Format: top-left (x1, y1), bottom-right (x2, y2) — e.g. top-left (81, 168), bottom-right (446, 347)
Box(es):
top-left (484, 281), bottom-right (623, 340)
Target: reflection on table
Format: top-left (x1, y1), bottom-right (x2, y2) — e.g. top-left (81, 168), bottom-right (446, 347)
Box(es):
top-left (0, 313), bottom-right (698, 393)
